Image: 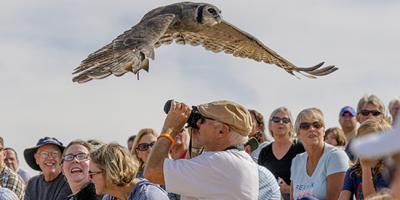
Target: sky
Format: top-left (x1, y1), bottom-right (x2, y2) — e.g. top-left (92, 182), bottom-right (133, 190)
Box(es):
top-left (1, 0), bottom-right (399, 175)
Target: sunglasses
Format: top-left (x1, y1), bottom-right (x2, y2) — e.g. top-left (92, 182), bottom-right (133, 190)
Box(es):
top-left (270, 116), bottom-right (291, 124)
top-left (88, 170), bottom-right (103, 179)
top-left (136, 141), bottom-right (155, 151)
top-left (299, 121), bottom-right (323, 130)
top-left (63, 153), bottom-right (89, 162)
top-left (359, 110), bottom-right (382, 116)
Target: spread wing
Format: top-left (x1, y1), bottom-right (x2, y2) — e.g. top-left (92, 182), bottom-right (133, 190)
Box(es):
top-left (171, 20), bottom-right (337, 78)
top-left (72, 14), bottom-right (175, 83)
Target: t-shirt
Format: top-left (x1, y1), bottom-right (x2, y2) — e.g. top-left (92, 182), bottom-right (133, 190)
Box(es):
top-left (66, 182), bottom-right (102, 200)
top-left (290, 144), bottom-right (349, 200)
top-left (258, 140), bottom-right (305, 184)
top-left (257, 165), bottom-right (281, 200)
top-left (342, 167), bottom-right (390, 200)
top-left (24, 173), bottom-right (72, 200)
top-left (102, 178), bottom-right (168, 200)
top-left (164, 149), bottom-right (259, 200)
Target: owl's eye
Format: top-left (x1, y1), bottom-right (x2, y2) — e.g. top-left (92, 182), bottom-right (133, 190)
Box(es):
top-left (208, 8), bottom-right (217, 15)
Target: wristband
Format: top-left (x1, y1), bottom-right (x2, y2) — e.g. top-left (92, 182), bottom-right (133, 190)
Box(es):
top-left (158, 132), bottom-right (175, 145)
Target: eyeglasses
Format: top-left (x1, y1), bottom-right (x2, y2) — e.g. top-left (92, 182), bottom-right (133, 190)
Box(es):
top-left (299, 121), bottom-right (323, 130)
top-left (270, 116), bottom-right (291, 124)
top-left (136, 141), bottom-right (155, 151)
top-left (38, 151), bottom-right (61, 159)
top-left (359, 110), bottom-right (382, 116)
top-left (63, 153), bottom-right (89, 162)
top-left (88, 170), bottom-right (103, 179)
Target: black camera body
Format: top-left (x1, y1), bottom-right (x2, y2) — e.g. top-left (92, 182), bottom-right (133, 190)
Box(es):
top-left (163, 100), bottom-right (203, 129)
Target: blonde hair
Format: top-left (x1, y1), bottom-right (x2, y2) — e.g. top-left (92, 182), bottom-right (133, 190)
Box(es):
top-left (351, 119), bottom-right (391, 176)
top-left (294, 107), bottom-right (325, 134)
top-left (324, 127), bottom-right (347, 146)
top-left (90, 143), bottom-right (139, 187)
top-left (268, 107), bottom-right (294, 137)
top-left (130, 128), bottom-right (158, 171)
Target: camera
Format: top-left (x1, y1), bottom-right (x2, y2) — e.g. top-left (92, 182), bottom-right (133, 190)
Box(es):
top-left (163, 100), bottom-right (203, 129)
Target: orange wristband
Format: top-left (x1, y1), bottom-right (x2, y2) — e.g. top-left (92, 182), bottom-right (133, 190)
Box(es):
top-left (158, 132), bottom-right (175, 145)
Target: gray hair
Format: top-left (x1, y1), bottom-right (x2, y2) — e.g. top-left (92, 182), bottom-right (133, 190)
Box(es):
top-left (268, 107), bottom-right (295, 137)
top-left (388, 97), bottom-right (400, 112)
top-left (229, 131), bottom-right (249, 145)
top-left (357, 94), bottom-right (385, 114)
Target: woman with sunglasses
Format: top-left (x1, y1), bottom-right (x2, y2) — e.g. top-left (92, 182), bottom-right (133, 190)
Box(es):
top-left (131, 128), bottom-right (158, 178)
top-left (62, 140), bottom-right (102, 200)
top-left (290, 108), bottom-right (349, 200)
top-left (258, 107), bottom-right (305, 200)
top-left (89, 143), bottom-right (168, 200)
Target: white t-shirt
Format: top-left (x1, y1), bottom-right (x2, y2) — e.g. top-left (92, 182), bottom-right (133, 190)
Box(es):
top-left (290, 143), bottom-right (349, 200)
top-left (164, 149), bottom-right (259, 200)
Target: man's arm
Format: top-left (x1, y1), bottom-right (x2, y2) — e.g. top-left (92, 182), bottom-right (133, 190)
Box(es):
top-left (144, 101), bottom-right (191, 185)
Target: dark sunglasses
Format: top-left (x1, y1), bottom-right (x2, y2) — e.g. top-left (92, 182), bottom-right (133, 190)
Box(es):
top-left (136, 141), bottom-right (155, 151)
top-left (63, 153), bottom-right (89, 162)
top-left (299, 121), bottom-right (323, 130)
top-left (271, 116), bottom-right (291, 124)
top-left (359, 110), bottom-right (382, 116)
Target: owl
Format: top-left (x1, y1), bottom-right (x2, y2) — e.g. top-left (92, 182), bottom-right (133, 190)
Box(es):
top-left (73, 2), bottom-right (337, 83)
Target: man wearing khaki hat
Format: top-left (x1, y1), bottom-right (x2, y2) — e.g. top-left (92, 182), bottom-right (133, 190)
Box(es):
top-left (145, 100), bottom-right (259, 200)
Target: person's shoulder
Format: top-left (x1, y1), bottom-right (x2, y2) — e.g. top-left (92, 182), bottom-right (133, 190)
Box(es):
top-left (325, 144), bottom-right (348, 158)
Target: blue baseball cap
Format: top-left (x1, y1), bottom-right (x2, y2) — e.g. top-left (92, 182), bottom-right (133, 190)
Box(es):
top-left (339, 106), bottom-right (356, 117)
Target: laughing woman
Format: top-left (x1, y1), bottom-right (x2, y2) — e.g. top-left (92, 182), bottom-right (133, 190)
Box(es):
top-left (89, 143), bottom-right (169, 200)
top-left (290, 108), bottom-right (349, 200)
top-left (62, 140), bottom-right (102, 200)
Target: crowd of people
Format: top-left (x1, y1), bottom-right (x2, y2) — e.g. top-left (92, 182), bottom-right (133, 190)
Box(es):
top-left (0, 95), bottom-right (400, 200)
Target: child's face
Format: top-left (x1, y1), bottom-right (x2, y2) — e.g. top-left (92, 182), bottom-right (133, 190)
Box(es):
top-left (325, 133), bottom-right (338, 146)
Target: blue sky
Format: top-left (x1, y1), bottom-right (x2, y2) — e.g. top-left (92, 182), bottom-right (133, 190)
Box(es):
top-left (1, 1), bottom-right (399, 174)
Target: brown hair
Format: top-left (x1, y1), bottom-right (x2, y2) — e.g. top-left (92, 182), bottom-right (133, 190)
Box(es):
top-left (357, 94), bottom-right (386, 114)
top-left (324, 127), bottom-right (347, 146)
top-left (62, 139), bottom-right (92, 157)
top-left (90, 143), bottom-right (139, 187)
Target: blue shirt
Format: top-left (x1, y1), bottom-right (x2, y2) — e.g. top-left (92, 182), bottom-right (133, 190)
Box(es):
top-left (342, 167), bottom-right (389, 200)
top-left (102, 178), bottom-right (168, 200)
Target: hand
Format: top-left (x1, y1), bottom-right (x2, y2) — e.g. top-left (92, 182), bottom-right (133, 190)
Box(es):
top-left (162, 100), bottom-right (191, 137)
top-left (278, 177), bottom-right (290, 194)
top-left (360, 159), bottom-right (375, 169)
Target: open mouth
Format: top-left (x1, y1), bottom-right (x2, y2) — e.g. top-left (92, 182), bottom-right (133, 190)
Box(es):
top-left (70, 167), bottom-right (83, 174)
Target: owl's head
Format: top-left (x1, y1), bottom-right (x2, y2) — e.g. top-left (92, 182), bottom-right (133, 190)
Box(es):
top-left (196, 4), bottom-right (222, 26)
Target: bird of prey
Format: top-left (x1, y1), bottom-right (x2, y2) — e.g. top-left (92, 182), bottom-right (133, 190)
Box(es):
top-left (73, 2), bottom-right (337, 83)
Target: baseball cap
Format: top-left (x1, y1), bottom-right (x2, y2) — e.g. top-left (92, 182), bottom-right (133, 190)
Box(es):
top-left (339, 106), bottom-right (356, 117)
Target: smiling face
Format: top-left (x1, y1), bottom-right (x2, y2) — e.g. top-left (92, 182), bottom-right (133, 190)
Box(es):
top-left (34, 144), bottom-right (62, 175)
top-left (62, 144), bottom-right (90, 186)
top-left (4, 149), bottom-right (19, 171)
top-left (135, 133), bottom-right (157, 165)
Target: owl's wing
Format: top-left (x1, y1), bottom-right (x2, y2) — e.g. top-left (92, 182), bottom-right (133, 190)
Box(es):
top-left (72, 14), bottom-right (175, 83)
top-left (177, 20), bottom-right (337, 78)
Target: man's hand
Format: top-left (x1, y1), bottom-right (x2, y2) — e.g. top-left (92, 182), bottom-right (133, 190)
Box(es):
top-left (162, 100), bottom-right (191, 137)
